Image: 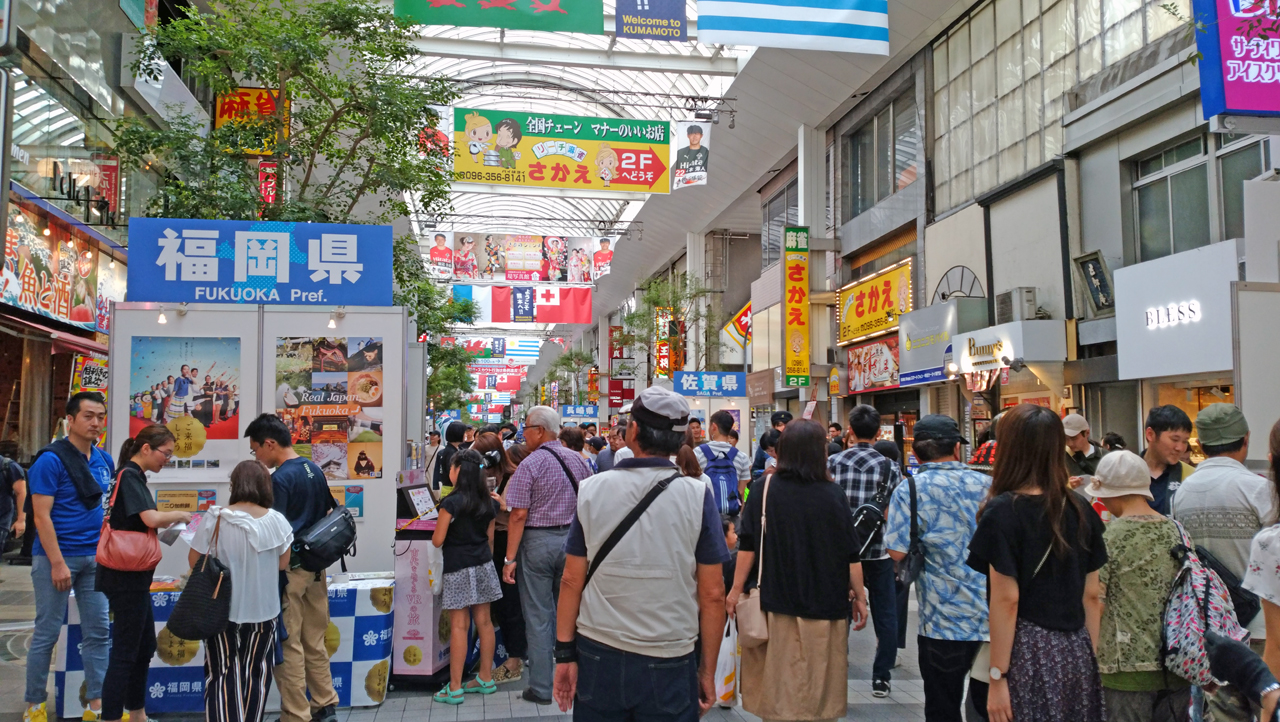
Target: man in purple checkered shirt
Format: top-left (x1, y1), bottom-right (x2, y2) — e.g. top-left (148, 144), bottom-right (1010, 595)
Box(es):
top-left (502, 406), bottom-right (592, 705)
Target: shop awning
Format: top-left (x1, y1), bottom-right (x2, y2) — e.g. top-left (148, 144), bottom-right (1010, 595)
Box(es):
top-left (0, 314), bottom-right (108, 356)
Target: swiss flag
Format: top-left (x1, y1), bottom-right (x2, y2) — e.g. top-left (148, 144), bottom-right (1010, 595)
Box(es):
top-left (535, 286), bottom-right (592, 324)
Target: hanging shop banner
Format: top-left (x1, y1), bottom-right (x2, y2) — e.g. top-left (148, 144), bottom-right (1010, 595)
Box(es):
top-left (723, 301), bottom-right (751, 348)
top-left (432, 232), bottom-right (619, 283)
top-left (615, 0), bottom-right (686, 40)
top-left (258, 160), bottom-right (278, 205)
top-left (127, 218), bottom-right (394, 306)
top-left (836, 258), bottom-right (913, 345)
top-left (848, 336), bottom-right (900, 393)
top-left (452, 108), bottom-right (670, 194)
top-left (452, 284), bottom-right (592, 324)
top-left (1194, 0), bottom-right (1280, 118)
top-left (214, 87), bottom-right (289, 155)
top-left (130, 336), bottom-right (242, 469)
top-left (674, 371), bottom-right (745, 397)
top-left (828, 367), bottom-right (841, 397)
top-left (3, 205), bottom-right (101, 331)
top-left (395, 0), bottom-right (602, 34)
top-left (275, 336), bottom-right (385, 481)
top-left (609, 325), bottom-right (627, 359)
top-left (95, 258), bottom-right (126, 334)
top-left (783, 227), bottom-right (810, 387)
top-left (71, 354), bottom-right (109, 447)
top-left (671, 121), bottom-right (710, 190)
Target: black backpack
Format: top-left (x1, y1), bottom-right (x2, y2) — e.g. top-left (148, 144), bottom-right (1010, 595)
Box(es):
top-left (294, 505), bottom-right (357, 572)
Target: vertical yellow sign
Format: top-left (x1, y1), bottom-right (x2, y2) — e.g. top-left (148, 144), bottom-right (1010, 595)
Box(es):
top-left (783, 227), bottom-right (810, 387)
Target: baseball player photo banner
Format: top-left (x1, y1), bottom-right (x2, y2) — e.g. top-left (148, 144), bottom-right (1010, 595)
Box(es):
top-left (430, 232), bottom-right (619, 283)
top-left (672, 121), bottom-right (710, 190)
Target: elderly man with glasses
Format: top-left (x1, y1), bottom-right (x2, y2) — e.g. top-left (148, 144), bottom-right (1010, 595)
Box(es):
top-left (501, 406), bottom-right (593, 705)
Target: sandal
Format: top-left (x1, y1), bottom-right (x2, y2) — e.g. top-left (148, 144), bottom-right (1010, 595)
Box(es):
top-left (433, 685), bottom-right (465, 705)
top-left (492, 661), bottom-right (523, 683)
top-left (465, 678), bottom-right (498, 695)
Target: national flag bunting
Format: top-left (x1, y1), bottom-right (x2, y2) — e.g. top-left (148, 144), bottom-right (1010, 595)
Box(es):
top-left (698, 0), bottom-right (890, 54)
top-left (453, 285), bottom-right (592, 325)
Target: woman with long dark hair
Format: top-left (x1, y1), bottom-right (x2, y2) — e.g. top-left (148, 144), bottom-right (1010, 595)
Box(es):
top-left (432, 449), bottom-right (503, 704)
top-left (727, 419), bottom-right (868, 721)
top-left (472, 432), bottom-right (526, 683)
top-left (965, 403), bottom-right (1108, 722)
top-left (97, 425), bottom-right (191, 722)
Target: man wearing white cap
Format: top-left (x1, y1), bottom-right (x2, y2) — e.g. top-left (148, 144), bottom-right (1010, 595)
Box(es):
top-left (1064, 413), bottom-right (1108, 486)
top-left (551, 386), bottom-right (731, 719)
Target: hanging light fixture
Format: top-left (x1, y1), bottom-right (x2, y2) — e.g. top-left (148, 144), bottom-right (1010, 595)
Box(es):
top-left (157, 307), bottom-right (168, 324)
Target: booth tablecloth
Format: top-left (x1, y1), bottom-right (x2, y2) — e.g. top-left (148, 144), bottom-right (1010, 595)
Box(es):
top-left (54, 578), bottom-right (394, 717)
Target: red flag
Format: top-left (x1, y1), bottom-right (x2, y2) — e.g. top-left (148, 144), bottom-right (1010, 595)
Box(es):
top-left (534, 286), bottom-right (592, 324)
top-left (491, 286), bottom-right (512, 323)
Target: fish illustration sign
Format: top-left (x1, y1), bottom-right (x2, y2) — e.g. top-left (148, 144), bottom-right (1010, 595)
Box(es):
top-left (452, 108), bottom-right (671, 194)
top-left (395, 0), bottom-right (603, 34)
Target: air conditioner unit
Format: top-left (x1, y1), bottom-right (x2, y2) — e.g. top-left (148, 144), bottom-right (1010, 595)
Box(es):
top-left (995, 287), bottom-right (1037, 324)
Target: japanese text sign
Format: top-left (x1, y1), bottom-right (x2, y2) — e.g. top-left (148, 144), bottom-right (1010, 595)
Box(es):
top-left (837, 259), bottom-right (913, 345)
top-left (452, 108), bottom-right (670, 194)
top-left (126, 218), bottom-right (393, 306)
top-left (723, 301), bottom-right (751, 348)
top-left (782, 227), bottom-right (810, 387)
top-left (395, 0), bottom-right (603, 35)
top-left (848, 336), bottom-right (900, 393)
top-left (562, 405), bottom-right (598, 417)
top-left (654, 307), bottom-right (674, 377)
top-left (1193, 0), bottom-right (1280, 118)
top-left (674, 371), bottom-right (746, 397)
top-left (214, 87), bottom-right (289, 156)
top-left (3, 204), bottom-right (101, 332)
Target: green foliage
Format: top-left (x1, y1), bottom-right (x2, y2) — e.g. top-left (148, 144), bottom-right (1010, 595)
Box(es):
top-left (615, 273), bottom-right (726, 379)
top-left (120, 0), bottom-right (456, 224)
top-left (550, 349), bottom-right (596, 405)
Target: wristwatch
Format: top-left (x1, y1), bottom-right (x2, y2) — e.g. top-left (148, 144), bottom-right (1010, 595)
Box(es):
top-left (989, 666), bottom-right (1006, 682)
top-left (554, 639), bottom-right (579, 664)
top-left (504, 557), bottom-right (516, 566)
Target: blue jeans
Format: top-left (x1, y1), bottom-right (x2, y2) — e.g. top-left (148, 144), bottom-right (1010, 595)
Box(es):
top-left (573, 636), bottom-right (699, 722)
top-left (518, 527), bottom-right (567, 700)
top-left (862, 557), bottom-right (898, 682)
top-left (27, 555), bottom-right (110, 705)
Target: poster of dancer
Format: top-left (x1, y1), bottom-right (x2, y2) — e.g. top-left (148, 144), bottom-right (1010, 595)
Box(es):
top-left (129, 337), bottom-right (242, 461)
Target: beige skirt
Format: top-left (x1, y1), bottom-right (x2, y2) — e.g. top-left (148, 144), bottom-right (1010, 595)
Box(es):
top-left (741, 612), bottom-right (849, 721)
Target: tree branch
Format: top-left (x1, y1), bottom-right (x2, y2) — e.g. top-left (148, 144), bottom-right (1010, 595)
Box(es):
top-left (319, 128), bottom-right (371, 201)
top-left (343, 156), bottom-right (379, 217)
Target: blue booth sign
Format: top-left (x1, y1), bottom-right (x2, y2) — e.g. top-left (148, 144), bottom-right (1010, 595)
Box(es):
top-left (562, 405), bottom-right (599, 418)
top-left (675, 371), bottom-right (745, 397)
top-left (127, 218), bottom-right (393, 305)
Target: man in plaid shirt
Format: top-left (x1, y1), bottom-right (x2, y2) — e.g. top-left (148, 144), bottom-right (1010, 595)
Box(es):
top-left (828, 404), bottom-right (902, 699)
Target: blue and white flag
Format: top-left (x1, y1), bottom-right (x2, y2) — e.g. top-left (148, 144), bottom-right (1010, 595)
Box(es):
top-left (506, 338), bottom-right (542, 359)
top-left (697, 0), bottom-right (889, 54)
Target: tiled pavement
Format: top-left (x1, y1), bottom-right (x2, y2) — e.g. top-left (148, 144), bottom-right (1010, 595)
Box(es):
top-left (0, 560), bottom-right (927, 722)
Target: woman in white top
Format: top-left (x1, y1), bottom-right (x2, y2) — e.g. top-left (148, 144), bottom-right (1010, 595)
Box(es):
top-left (188, 460), bottom-right (293, 722)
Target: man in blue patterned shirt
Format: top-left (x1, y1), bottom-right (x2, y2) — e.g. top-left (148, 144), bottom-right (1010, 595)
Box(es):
top-left (885, 414), bottom-right (991, 722)
top-left (828, 404), bottom-right (901, 698)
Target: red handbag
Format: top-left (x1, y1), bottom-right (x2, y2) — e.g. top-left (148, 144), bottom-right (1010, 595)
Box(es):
top-left (96, 468), bottom-right (161, 572)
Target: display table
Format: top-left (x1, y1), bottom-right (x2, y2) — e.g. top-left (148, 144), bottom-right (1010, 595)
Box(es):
top-left (54, 576), bottom-right (395, 718)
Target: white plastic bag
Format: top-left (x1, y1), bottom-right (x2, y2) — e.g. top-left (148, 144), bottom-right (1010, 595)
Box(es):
top-left (715, 620), bottom-right (739, 707)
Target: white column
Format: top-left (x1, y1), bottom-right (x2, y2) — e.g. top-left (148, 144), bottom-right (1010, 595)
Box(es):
top-left (686, 231), bottom-right (705, 372)
top-left (796, 124), bottom-right (824, 407)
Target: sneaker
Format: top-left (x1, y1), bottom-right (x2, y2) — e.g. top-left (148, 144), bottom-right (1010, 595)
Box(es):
top-left (310, 705), bottom-right (337, 722)
top-left (82, 709), bottom-right (102, 722)
top-left (872, 679), bottom-right (891, 698)
top-left (25, 704), bottom-right (47, 722)
top-left (521, 688), bottom-right (553, 706)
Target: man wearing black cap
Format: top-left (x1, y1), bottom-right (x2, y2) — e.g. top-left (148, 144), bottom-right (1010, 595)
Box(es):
top-left (884, 414), bottom-right (992, 721)
top-left (551, 387), bottom-right (731, 720)
top-left (674, 125), bottom-right (709, 178)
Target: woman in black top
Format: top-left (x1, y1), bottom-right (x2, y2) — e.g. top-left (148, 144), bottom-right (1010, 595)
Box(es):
top-left (965, 404), bottom-right (1108, 722)
top-left (473, 432), bottom-right (526, 682)
top-left (98, 425), bottom-right (191, 722)
top-left (726, 419), bottom-right (868, 721)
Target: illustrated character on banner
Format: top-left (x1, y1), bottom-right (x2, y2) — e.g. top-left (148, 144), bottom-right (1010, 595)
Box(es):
top-left (464, 112), bottom-right (493, 164)
top-left (542, 237), bottom-right (568, 282)
top-left (483, 234), bottom-right (506, 279)
top-left (494, 118), bottom-right (523, 170)
top-left (595, 144), bottom-right (619, 187)
top-left (593, 238), bottom-right (613, 279)
top-left (453, 235), bottom-right (478, 279)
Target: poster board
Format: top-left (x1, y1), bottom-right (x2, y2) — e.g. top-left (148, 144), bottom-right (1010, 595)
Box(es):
top-left (262, 307), bottom-right (407, 573)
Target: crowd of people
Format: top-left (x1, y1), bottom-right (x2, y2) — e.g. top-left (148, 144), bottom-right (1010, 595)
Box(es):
top-left (18, 387), bottom-right (1280, 722)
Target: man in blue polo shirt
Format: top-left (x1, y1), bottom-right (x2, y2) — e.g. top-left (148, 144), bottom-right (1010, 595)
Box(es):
top-left (25, 391), bottom-right (114, 722)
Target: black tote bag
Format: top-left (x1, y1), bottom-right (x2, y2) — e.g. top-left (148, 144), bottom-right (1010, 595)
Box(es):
top-left (166, 514), bottom-right (232, 641)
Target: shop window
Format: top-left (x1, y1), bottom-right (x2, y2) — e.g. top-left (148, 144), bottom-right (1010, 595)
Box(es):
top-left (1219, 136), bottom-right (1270, 240)
top-left (846, 93), bottom-right (919, 220)
top-left (760, 179), bottom-right (797, 271)
top-left (1134, 137), bottom-right (1210, 261)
